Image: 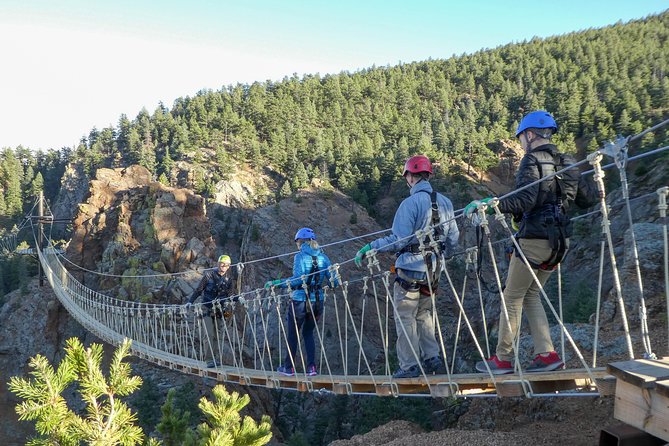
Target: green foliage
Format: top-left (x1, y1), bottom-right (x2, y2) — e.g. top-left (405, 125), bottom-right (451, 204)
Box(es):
top-left (278, 182), bottom-right (292, 200)
top-left (9, 340), bottom-right (273, 446)
top-left (286, 431), bottom-right (309, 446)
top-left (170, 382), bottom-right (201, 424)
top-left (564, 281), bottom-right (597, 323)
top-left (196, 385), bottom-right (272, 446)
top-left (144, 220), bottom-right (156, 244)
top-left (250, 224), bottom-right (261, 242)
top-left (130, 377), bottom-right (163, 433)
top-left (158, 172), bottom-right (170, 186)
top-left (0, 253), bottom-right (38, 298)
top-left (633, 160), bottom-right (649, 177)
top-left (156, 388), bottom-right (197, 446)
top-left (9, 338), bottom-right (145, 445)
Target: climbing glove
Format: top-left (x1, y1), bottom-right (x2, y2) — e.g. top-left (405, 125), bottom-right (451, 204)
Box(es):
top-left (464, 197), bottom-right (496, 217)
top-left (264, 279), bottom-right (282, 289)
top-left (354, 244), bottom-right (372, 267)
top-left (463, 200), bottom-right (481, 217)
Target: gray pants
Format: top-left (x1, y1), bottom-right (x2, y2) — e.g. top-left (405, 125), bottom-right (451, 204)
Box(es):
top-left (496, 238), bottom-right (555, 362)
top-left (393, 282), bottom-right (440, 370)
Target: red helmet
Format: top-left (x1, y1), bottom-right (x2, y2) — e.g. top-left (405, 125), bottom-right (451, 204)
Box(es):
top-left (403, 155), bottom-right (433, 176)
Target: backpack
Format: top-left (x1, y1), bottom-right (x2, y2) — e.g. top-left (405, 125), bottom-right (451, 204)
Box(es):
top-left (519, 152), bottom-right (579, 270)
top-left (305, 255), bottom-right (323, 319)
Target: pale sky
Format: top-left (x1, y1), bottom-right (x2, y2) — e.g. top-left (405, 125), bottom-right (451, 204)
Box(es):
top-left (0, 0), bottom-right (667, 151)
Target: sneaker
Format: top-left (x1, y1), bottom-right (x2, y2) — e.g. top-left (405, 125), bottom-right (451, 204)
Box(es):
top-left (392, 365), bottom-right (420, 379)
top-left (206, 360), bottom-right (219, 368)
top-left (306, 364), bottom-right (318, 376)
top-left (423, 356), bottom-right (446, 375)
top-left (277, 365), bottom-right (295, 376)
top-left (526, 352), bottom-right (564, 372)
top-left (475, 355), bottom-right (514, 375)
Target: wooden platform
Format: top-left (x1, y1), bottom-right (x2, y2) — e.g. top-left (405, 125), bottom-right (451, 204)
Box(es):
top-left (607, 357), bottom-right (669, 442)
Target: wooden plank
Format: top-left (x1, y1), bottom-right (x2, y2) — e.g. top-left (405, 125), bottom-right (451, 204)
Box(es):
top-left (596, 376), bottom-right (617, 396)
top-left (607, 358), bottom-right (669, 388)
top-left (614, 379), bottom-right (669, 442)
top-left (333, 383), bottom-right (353, 395)
top-left (655, 379), bottom-right (669, 399)
top-left (496, 380), bottom-right (531, 397)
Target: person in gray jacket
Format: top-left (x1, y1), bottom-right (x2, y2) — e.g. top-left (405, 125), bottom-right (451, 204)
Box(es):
top-left (355, 155), bottom-right (459, 378)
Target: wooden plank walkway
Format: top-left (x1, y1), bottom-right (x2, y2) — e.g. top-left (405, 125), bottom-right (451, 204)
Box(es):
top-left (187, 362), bottom-right (609, 397)
top-left (132, 349), bottom-right (612, 397)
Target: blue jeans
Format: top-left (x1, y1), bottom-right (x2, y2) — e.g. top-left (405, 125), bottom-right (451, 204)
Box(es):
top-left (284, 299), bottom-right (322, 367)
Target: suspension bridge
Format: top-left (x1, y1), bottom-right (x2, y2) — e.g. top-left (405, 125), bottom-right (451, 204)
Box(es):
top-left (3, 122), bottom-right (669, 402)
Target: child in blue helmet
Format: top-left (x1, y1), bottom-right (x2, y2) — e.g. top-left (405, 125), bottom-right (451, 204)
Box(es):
top-left (265, 227), bottom-right (336, 376)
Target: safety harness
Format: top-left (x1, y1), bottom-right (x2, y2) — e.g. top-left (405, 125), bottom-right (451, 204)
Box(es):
top-left (305, 255), bottom-right (323, 319)
top-left (395, 190), bottom-right (444, 295)
top-left (518, 153), bottom-right (573, 271)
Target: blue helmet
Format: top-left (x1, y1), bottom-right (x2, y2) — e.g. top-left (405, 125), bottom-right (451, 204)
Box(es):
top-left (515, 110), bottom-right (558, 137)
top-left (294, 227), bottom-right (316, 241)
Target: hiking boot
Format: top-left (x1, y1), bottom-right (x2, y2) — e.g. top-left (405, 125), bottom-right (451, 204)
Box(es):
top-left (206, 360), bottom-right (219, 368)
top-left (475, 355), bottom-right (514, 375)
top-left (526, 352), bottom-right (564, 372)
top-left (423, 356), bottom-right (446, 375)
top-left (392, 365), bottom-right (420, 379)
top-left (306, 364), bottom-right (318, 376)
top-left (277, 365), bottom-right (295, 376)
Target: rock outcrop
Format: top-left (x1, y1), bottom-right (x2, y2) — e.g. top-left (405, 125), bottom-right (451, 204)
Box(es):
top-left (66, 165), bottom-right (215, 302)
top-left (50, 163), bottom-right (90, 240)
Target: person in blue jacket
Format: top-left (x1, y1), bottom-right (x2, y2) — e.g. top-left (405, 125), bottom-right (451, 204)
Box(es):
top-left (354, 155), bottom-right (459, 378)
top-left (265, 227), bottom-right (335, 376)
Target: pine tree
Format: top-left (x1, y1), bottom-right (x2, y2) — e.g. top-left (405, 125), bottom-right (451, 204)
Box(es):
top-left (159, 172), bottom-right (170, 186)
top-left (1, 149), bottom-right (23, 218)
top-left (196, 385), bottom-right (272, 446)
top-left (278, 181), bottom-right (292, 199)
top-left (29, 172), bottom-right (44, 199)
top-left (156, 388), bottom-right (196, 446)
top-left (0, 189), bottom-right (6, 216)
top-left (9, 338), bottom-right (146, 445)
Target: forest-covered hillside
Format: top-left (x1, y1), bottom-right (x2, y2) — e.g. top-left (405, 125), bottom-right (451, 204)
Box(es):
top-left (1, 10), bottom-right (668, 223)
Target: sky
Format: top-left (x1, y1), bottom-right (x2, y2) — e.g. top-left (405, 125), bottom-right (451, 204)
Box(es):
top-left (0, 0), bottom-right (667, 151)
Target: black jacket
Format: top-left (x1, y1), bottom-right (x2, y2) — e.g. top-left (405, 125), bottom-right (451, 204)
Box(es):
top-left (188, 270), bottom-right (234, 307)
top-left (499, 144), bottom-right (597, 240)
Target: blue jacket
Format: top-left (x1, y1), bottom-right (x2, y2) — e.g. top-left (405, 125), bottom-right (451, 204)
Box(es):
top-left (278, 243), bottom-right (336, 302)
top-left (370, 180), bottom-right (459, 274)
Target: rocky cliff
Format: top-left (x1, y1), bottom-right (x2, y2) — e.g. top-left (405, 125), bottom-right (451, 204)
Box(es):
top-left (65, 165), bottom-right (215, 301)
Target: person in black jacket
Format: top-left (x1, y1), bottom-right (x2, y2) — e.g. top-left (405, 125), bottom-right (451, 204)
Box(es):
top-left (465, 110), bottom-right (596, 374)
top-left (186, 254), bottom-right (235, 367)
